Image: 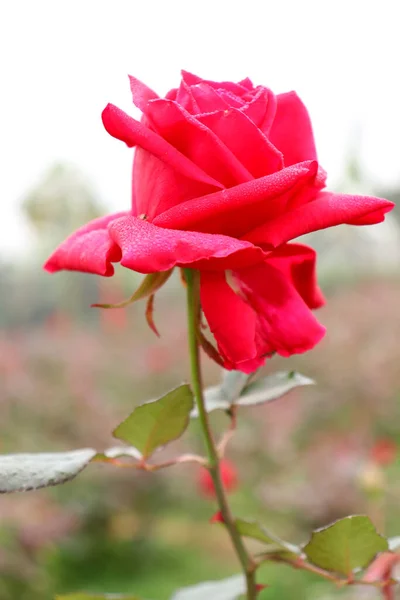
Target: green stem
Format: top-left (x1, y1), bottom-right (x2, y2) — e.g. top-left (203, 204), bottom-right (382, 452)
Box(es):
top-left (184, 268), bottom-right (257, 599)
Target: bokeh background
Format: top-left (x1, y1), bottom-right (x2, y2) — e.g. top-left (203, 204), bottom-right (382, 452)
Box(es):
top-left (1, 1), bottom-right (400, 598)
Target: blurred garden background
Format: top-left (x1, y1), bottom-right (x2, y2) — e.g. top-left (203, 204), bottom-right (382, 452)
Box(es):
top-left (2, 1), bottom-right (400, 598)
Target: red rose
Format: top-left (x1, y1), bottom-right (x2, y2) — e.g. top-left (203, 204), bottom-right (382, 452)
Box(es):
top-left (45, 71), bottom-right (393, 372)
top-left (198, 459), bottom-right (238, 498)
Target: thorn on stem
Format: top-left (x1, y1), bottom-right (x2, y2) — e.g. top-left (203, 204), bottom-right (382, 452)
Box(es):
top-left (210, 511), bottom-right (224, 524)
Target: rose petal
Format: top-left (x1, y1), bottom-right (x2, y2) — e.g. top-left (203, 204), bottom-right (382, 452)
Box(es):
top-left (217, 90), bottom-right (245, 108)
top-left (190, 83), bottom-right (230, 113)
top-left (269, 91), bottom-right (317, 165)
top-left (108, 215), bottom-right (266, 273)
top-left (175, 80), bottom-right (201, 113)
top-left (198, 108), bottom-right (283, 178)
top-left (128, 75), bottom-right (158, 111)
top-left (241, 87), bottom-right (277, 132)
top-left (180, 70), bottom-right (204, 86)
top-left (200, 271), bottom-right (258, 366)
top-left (44, 213), bottom-right (127, 276)
top-left (146, 99), bottom-right (253, 186)
top-left (102, 104), bottom-right (223, 190)
top-left (200, 256), bottom-right (326, 373)
top-left (234, 262), bottom-right (326, 358)
top-left (181, 70), bottom-right (250, 95)
top-left (238, 77), bottom-right (254, 90)
top-left (132, 147), bottom-right (218, 220)
top-left (266, 244), bottom-right (325, 309)
top-left (244, 191), bottom-right (395, 247)
top-left (154, 161), bottom-right (321, 237)
top-left (165, 87), bottom-right (178, 100)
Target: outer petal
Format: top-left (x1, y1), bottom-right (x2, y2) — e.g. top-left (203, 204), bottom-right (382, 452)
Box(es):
top-left (234, 262), bottom-right (326, 359)
top-left (244, 191), bottom-right (395, 248)
top-left (44, 213), bottom-right (127, 276)
top-left (108, 215), bottom-right (267, 273)
top-left (153, 161), bottom-right (322, 237)
top-left (128, 75), bottom-right (159, 111)
top-left (146, 99), bottom-right (253, 186)
top-left (101, 104), bottom-right (223, 190)
top-left (198, 108), bottom-right (283, 178)
top-left (200, 271), bottom-right (258, 367)
top-left (266, 244), bottom-right (325, 309)
top-left (268, 92), bottom-right (317, 165)
top-left (200, 256), bottom-right (326, 373)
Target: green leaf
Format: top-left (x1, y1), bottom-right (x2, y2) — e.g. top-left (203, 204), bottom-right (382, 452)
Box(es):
top-left (219, 370), bottom-right (252, 402)
top-left (193, 370), bottom-right (313, 417)
top-left (113, 385), bottom-right (194, 459)
top-left (55, 594), bottom-right (142, 600)
top-left (303, 515), bottom-right (388, 576)
top-left (235, 518), bottom-right (300, 556)
top-left (0, 449), bottom-right (97, 493)
top-left (92, 270), bottom-right (172, 309)
top-left (235, 518), bottom-right (282, 545)
top-left (192, 371), bottom-right (250, 417)
top-left (191, 386), bottom-right (230, 417)
top-left (236, 371), bottom-right (314, 407)
top-left (171, 574), bottom-right (245, 600)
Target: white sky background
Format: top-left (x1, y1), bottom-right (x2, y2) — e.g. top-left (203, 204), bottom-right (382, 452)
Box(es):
top-left (0, 0), bottom-right (399, 257)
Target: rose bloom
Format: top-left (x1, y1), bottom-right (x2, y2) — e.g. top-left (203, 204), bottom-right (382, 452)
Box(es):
top-left (45, 71), bottom-right (394, 373)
